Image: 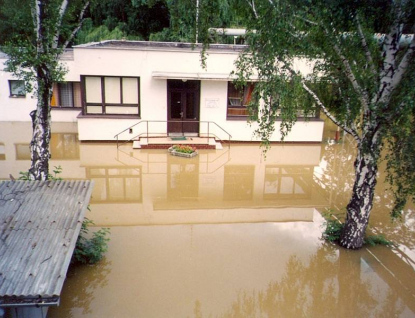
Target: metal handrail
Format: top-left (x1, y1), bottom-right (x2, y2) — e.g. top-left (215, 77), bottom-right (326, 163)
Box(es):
top-left (115, 120), bottom-right (232, 148)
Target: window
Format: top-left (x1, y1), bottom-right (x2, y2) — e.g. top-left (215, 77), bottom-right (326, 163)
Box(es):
top-left (82, 76), bottom-right (140, 116)
top-left (9, 80), bottom-right (25, 97)
top-left (227, 82), bottom-right (255, 118)
top-left (51, 82), bottom-right (81, 108)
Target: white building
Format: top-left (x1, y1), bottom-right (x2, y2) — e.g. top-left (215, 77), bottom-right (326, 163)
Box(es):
top-left (0, 41), bottom-right (324, 146)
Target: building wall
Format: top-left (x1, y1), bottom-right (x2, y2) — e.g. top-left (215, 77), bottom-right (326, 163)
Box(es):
top-left (0, 58), bottom-right (36, 121)
top-left (1, 43), bottom-right (324, 142)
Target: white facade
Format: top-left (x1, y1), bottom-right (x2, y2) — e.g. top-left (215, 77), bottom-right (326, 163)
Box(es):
top-left (0, 41), bottom-right (324, 143)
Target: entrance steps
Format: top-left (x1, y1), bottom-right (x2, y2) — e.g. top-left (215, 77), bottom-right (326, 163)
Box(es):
top-left (132, 137), bottom-right (222, 150)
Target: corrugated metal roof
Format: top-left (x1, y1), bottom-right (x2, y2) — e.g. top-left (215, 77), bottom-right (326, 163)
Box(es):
top-left (0, 180), bottom-right (94, 306)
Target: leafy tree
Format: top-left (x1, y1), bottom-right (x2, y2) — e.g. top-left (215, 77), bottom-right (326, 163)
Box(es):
top-left (204, 0), bottom-right (415, 249)
top-left (2, 0), bottom-right (89, 180)
top-left (145, 0), bottom-right (244, 43)
top-left (74, 0), bottom-right (169, 43)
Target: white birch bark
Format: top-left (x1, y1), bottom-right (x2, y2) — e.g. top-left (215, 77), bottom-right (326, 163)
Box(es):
top-left (28, 0), bottom-right (88, 180)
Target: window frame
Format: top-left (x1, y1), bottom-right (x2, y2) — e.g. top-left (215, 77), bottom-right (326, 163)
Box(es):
top-left (81, 75), bottom-right (141, 117)
top-left (9, 80), bottom-right (26, 98)
top-left (226, 81), bottom-right (255, 119)
top-left (51, 82), bottom-right (82, 108)
top-left (227, 81), bottom-right (320, 121)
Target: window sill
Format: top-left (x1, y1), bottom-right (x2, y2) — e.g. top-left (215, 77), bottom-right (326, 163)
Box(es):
top-left (9, 95), bottom-right (26, 98)
top-left (51, 107), bottom-right (82, 110)
top-left (226, 115), bottom-right (249, 120)
top-left (77, 113), bottom-right (141, 119)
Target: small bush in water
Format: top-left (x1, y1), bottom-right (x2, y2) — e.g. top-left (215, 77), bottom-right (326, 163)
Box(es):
top-left (322, 218), bottom-right (344, 243)
top-left (72, 218), bottom-right (110, 265)
top-left (364, 234), bottom-right (392, 247)
top-left (322, 211), bottom-right (393, 247)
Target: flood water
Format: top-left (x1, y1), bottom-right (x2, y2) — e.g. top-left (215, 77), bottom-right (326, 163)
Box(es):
top-left (1, 121), bottom-right (414, 318)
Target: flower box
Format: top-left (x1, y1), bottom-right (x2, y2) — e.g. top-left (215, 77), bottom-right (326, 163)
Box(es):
top-left (168, 146), bottom-right (198, 158)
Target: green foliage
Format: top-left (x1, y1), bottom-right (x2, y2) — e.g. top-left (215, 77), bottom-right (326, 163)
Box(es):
top-left (75, 19), bottom-right (141, 44)
top-left (385, 61), bottom-right (415, 218)
top-left (74, 0), bottom-right (247, 43)
top-left (74, 0), bottom-right (170, 43)
top-left (72, 218), bottom-right (110, 265)
top-left (202, 0), bottom-right (415, 245)
top-left (49, 165), bottom-right (63, 180)
top-left (364, 234), bottom-right (392, 247)
top-left (322, 218), bottom-right (344, 243)
top-left (322, 212), bottom-right (393, 247)
top-left (2, 0), bottom-right (90, 180)
top-left (4, 44), bottom-right (66, 96)
top-left (18, 165), bottom-right (63, 181)
top-left (171, 145), bottom-right (197, 154)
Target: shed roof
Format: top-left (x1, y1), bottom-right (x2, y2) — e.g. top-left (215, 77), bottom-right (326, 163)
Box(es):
top-left (0, 180), bottom-right (94, 307)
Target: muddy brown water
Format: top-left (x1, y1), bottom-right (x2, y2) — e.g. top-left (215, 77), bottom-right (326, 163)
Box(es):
top-left (0, 122), bottom-right (414, 318)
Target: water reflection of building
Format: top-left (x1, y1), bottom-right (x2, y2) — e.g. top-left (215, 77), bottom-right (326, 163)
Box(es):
top-left (86, 167), bottom-right (142, 203)
top-left (0, 122), bottom-right (327, 225)
top-left (2, 123), bottom-right (415, 317)
top-left (77, 143), bottom-right (328, 226)
top-left (0, 122), bottom-right (84, 180)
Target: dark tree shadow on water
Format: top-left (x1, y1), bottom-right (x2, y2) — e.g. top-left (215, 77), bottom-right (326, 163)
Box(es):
top-left (48, 258), bottom-right (112, 318)
top-left (191, 243), bottom-right (409, 318)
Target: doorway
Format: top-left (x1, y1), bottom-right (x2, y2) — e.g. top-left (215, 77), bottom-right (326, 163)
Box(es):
top-left (167, 80), bottom-right (200, 135)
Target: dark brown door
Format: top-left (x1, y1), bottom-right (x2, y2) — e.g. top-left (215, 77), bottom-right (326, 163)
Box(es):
top-left (167, 80), bottom-right (200, 135)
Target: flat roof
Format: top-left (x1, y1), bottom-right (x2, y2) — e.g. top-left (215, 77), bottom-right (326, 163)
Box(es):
top-left (0, 180), bottom-right (94, 307)
top-left (74, 40), bottom-right (247, 53)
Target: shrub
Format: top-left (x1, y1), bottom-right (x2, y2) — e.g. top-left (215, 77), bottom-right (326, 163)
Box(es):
top-left (322, 218), bottom-right (344, 243)
top-left (364, 234), bottom-right (393, 247)
top-left (18, 165), bottom-right (63, 181)
top-left (322, 211), bottom-right (393, 247)
top-left (72, 218), bottom-right (110, 265)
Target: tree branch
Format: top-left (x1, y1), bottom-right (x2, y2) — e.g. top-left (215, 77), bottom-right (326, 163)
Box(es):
top-left (376, 21), bottom-right (413, 106)
top-left (330, 37), bottom-right (370, 113)
top-left (62, 1), bottom-right (90, 50)
top-left (389, 31), bottom-right (415, 91)
top-left (302, 82), bottom-right (361, 143)
top-left (33, 0), bottom-right (42, 52)
top-left (293, 14), bottom-right (318, 26)
top-left (245, 0), bottom-right (258, 19)
top-left (380, 4), bottom-right (404, 80)
top-left (295, 15), bottom-right (371, 112)
top-left (355, 14), bottom-right (377, 77)
top-left (52, 0), bottom-right (69, 49)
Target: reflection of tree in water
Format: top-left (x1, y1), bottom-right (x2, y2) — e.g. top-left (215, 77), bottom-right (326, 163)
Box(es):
top-left (48, 258), bottom-right (111, 317)
top-left (315, 136), bottom-right (357, 210)
top-left (201, 244), bottom-right (408, 318)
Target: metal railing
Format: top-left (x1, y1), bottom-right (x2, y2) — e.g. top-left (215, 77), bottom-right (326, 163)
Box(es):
top-left (114, 120), bottom-right (232, 148)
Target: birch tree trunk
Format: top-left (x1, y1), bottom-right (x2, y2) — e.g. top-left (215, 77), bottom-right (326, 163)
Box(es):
top-left (24, 0), bottom-right (88, 180)
top-left (28, 66), bottom-right (53, 180)
top-left (339, 136), bottom-right (381, 249)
